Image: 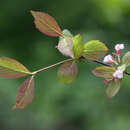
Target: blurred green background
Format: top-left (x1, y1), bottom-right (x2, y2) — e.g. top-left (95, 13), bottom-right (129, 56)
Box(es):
top-left (0, 0), bottom-right (130, 129)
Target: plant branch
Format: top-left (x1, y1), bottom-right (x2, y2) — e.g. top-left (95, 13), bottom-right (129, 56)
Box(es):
top-left (32, 58), bottom-right (73, 75)
top-left (125, 71), bottom-right (130, 75)
top-left (93, 60), bottom-right (112, 67)
top-left (32, 56), bottom-right (130, 76)
top-left (92, 60), bottom-right (130, 76)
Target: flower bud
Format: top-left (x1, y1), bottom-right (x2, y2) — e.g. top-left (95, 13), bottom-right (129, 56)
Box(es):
top-left (115, 44), bottom-right (124, 55)
top-left (103, 55), bottom-right (114, 63)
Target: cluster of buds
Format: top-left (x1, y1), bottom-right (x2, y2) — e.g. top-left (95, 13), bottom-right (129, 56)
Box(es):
top-left (103, 44), bottom-right (124, 80)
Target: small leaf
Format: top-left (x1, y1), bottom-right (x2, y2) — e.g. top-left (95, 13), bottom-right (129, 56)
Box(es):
top-left (0, 57), bottom-right (31, 78)
top-left (92, 66), bottom-right (115, 79)
top-left (106, 80), bottom-right (121, 98)
top-left (83, 40), bottom-right (108, 60)
top-left (57, 61), bottom-right (78, 84)
top-left (12, 76), bottom-right (34, 110)
top-left (72, 34), bottom-right (84, 59)
top-left (117, 64), bottom-right (126, 72)
top-left (59, 29), bottom-right (73, 40)
top-left (57, 37), bottom-right (74, 58)
top-left (122, 51), bottom-right (130, 66)
top-left (30, 10), bottom-right (62, 37)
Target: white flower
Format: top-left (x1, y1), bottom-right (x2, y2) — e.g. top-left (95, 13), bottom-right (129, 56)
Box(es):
top-left (113, 70), bottom-right (123, 79)
top-left (115, 44), bottom-right (124, 51)
top-left (103, 55), bottom-right (114, 63)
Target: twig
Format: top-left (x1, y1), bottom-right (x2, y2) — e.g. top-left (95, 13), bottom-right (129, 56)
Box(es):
top-left (32, 58), bottom-right (73, 75)
top-left (125, 71), bottom-right (130, 75)
top-left (93, 60), bottom-right (112, 67)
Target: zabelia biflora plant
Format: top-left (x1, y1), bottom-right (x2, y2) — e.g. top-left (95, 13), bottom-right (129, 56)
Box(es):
top-left (0, 10), bottom-right (130, 110)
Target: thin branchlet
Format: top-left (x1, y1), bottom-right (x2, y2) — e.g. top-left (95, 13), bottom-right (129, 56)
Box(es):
top-left (93, 60), bottom-right (112, 67)
top-left (125, 71), bottom-right (130, 75)
top-left (32, 58), bottom-right (73, 75)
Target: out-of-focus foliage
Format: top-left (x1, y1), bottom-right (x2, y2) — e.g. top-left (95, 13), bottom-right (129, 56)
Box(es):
top-left (0, 0), bottom-right (130, 130)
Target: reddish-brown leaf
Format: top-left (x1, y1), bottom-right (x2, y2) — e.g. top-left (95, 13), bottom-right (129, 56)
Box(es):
top-left (12, 76), bottom-right (34, 110)
top-left (0, 57), bottom-right (31, 78)
top-left (30, 10), bottom-right (62, 37)
top-left (92, 66), bottom-right (115, 79)
top-left (106, 80), bottom-right (121, 98)
top-left (57, 61), bottom-right (78, 84)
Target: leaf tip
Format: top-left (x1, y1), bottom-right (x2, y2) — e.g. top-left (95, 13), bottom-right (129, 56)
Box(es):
top-left (30, 10), bottom-right (35, 15)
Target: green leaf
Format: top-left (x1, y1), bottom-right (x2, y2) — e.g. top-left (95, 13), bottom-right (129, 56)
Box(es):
top-left (106, 80), bottom-right (121, 98)
top-left (57, 37), bottom-right (74, 58)
top-left (72, 34), bottom-right (84, 59)
top-left (117, 64), bottom-right (126, 72)
top-left (30, 10), bottom-right (62, 37)
top-left (83, 40), bottom-right (108, 60)
top-left (59, 29), bottom-right (73, 40)
top-left (0, 57), bottom-right (31, 78)
top-left (121, 51), bottom-right (130, 66)
top-left (92, 66), bottom-right (115, 79)
top-left (57, 61), bottom-right (78, 84)
top-left (12, 76), bottom-right (34, 110)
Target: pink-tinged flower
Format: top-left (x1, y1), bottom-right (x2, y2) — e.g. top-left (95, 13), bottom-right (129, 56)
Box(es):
top-left (115, 44), bottom-right (124, 56)
top-left (113, 70), bottom-right (123, 79)
top-left (103, 55), bottom-right (114, 63)
top-left (115, 44), bottom-right (124, 51)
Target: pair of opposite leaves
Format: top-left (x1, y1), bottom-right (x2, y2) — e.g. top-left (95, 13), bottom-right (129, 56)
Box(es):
top-left (0, 11), bottom-right (108, 109)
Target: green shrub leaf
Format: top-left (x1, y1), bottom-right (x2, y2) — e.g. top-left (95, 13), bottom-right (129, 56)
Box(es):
top-left (83, 40), bottom-right (108, 60)
top-left (12, 76), bottom-right (34, 110)
top-left (59, 29), bottom-right (73, 40)
top-left (92, 66), bottom-right (115, 79)
top-left (117, 64), bottom-right (126, 72)
top-left (57, 61), bottom-right (78, 84)
top-left (0, 57), bottom-right (32, 78)
top-left (106, 80), bottom-right (121, 98)
top-left (72, 34), bottom-right (84, 59)
top-left (30, 10), bottom-right (62, 37)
